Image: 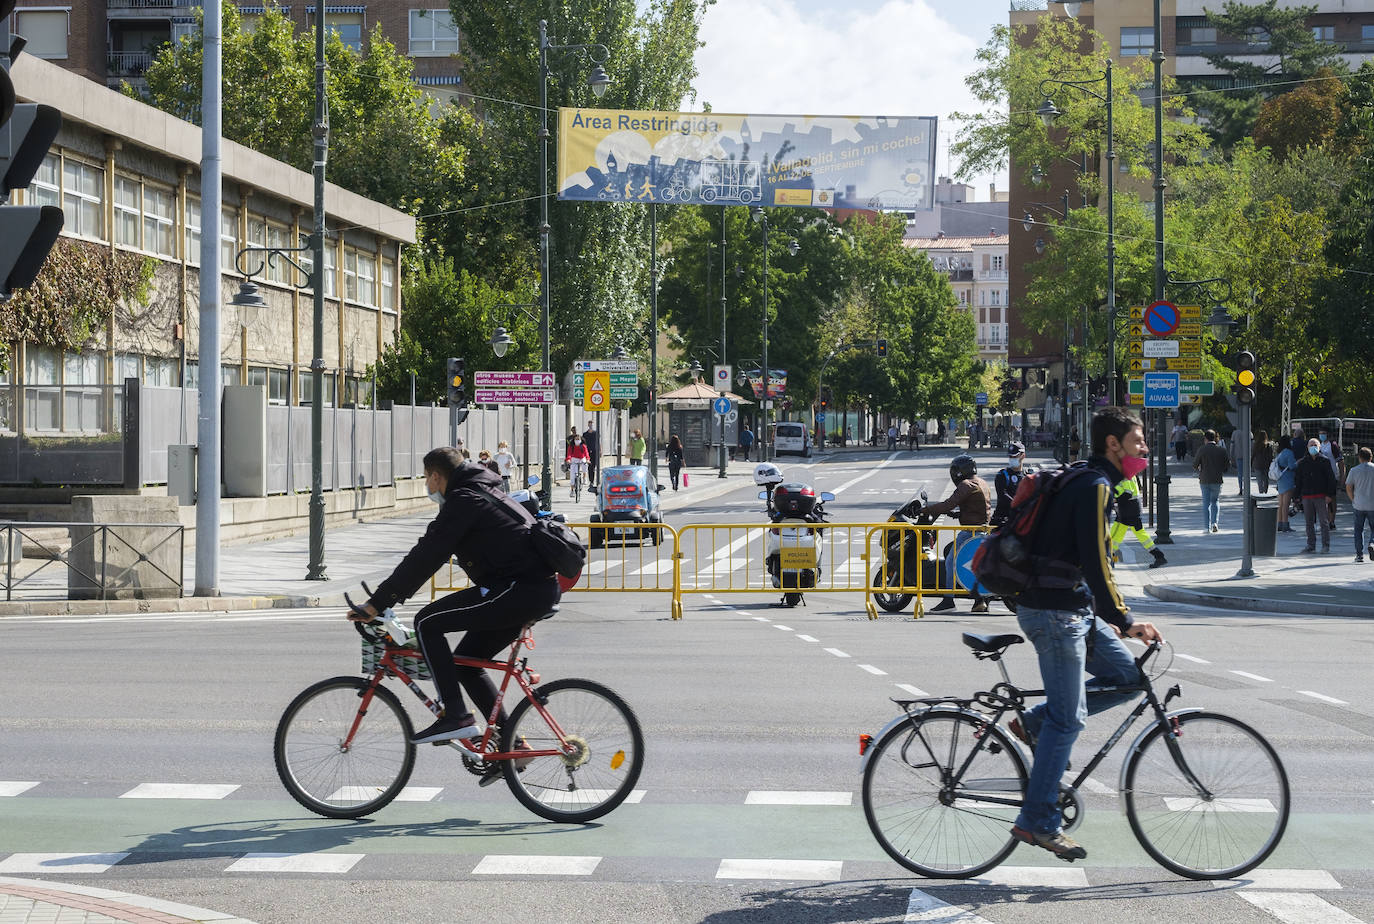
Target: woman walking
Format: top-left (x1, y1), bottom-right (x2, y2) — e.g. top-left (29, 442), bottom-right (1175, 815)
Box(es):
top-left (1274, 436), bottom-right (1298, 532)
top-left (666, 434), bottom-right (685, 490)
top-left (1251, 430), bottom-right (1273, 495)
top-left (494, 440), bottom-right (516, 492)
top-left (629, 429), bottom-right (646, 466)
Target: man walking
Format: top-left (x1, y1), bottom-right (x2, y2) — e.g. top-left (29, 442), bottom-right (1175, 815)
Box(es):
top-left (738, 426), bottom-right (755, 462)
top-left (1295, 437), bottom-right (1338, 553)
top-left (887, 424), bottom-right (898, 451)
top-left (1171, 421), bottom-right (1188, 462)
top-left (1346, 447), bottom-right (1374, 562)
top-left (581, 421), bottom-right (600, 490)
top-left (1193, 429), bottom-right (1229, 533)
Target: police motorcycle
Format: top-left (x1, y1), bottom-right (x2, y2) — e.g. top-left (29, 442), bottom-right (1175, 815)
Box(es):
top-left (754, 462), bottom-right (784, 514)
top-left (760, 481), bottom-right (835, 608)
top-left (871, 489), bottom-right (940, 613)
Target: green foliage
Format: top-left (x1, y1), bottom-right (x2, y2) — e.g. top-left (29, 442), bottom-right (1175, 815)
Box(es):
top-left (0, 239), bottom-right (155, 372)
top-left (1252, 68), bottom-right (1345, 161)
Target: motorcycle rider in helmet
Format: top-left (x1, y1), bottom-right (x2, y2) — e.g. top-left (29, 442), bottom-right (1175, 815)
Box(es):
top-left (922, 453), bottom-right (992, 613)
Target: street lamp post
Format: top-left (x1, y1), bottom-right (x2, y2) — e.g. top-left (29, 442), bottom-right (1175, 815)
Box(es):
top-left (488, 300), bottom-right (542, 500)
top-left (538, 18), bottom-right (610, 510)
top-left (719, 207), bottom-right (728, 479)
top-left (751, 207), bottom-right (771, 462)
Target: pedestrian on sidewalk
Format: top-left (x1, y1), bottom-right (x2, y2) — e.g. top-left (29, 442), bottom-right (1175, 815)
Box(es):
top-left (1110, 476), bottom-right (1167, 568)
top-left (887, 424), bottom-right (898, 450)
top-left (1171, 421), bottom-right (1189, 462)
top-left (1274, 436), bottom-right (1299, 531)
top-left (1069, 426), bottom-right (1081, 461)
top-left (1345, 446), bottom-right (1374, 562)
top-left (738, 426), bottom-right (754, 461)
top-left (1318, 428), bottom-right (1342, 531)
top-left (666, 434), bottom-right (685, 490)
top-left (1193, 429), bottom-right (1229, 533)
top-left (494, 441), bottom-right (515, 492)
top-left (629, 429), bottom-right (646, 466)
top-left (1252, 430), bottom-right (1273, 495)
top-left (1295, 437), bottom-right (1338, 553)
top-left (582, 422), bottom-right (600, 490)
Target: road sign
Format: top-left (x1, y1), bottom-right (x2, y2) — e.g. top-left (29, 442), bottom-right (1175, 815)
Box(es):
top-left (573, 370), bottom-right (638, 400)
top-left (954, 537), bottom-right (990, 595)
top-left (713, 396), bottom-right (731, 415)
top-left (1128, 358), bottom-right (1154, 372)
top-left (583, 371), bottom-right (610, 411)
top-left (1130, 304), bottom-right (1202, 320)
top-left (1143, 372), bottom-right (1180, 408)
top-left (1151, 356), bottom-right (1202, 372)
top-left (816, 412), bottom-right (826, 423)
top-left (1143, 300), bottom-right (1180, 337)
top-left (1127, 378), bottom-right (1214, 397)
top-left (713, 365), bottom-right (732, 390)
top-left (1128, 322), bottom-right (1202, 339)
top-left (1142, 339), bottom-right (1179, 358)
top-left (975, 392), bottom-right (988, 406)
top-left (573, 359), bottom-right (639, 373)
top-left (475, 370), bottom-right (555, 389)
top-left (474, 388), bottom-right (555, 404)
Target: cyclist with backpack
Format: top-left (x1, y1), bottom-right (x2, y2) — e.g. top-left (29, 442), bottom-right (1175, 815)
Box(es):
top-left (1002, 407), bottom-right (1162, 861)
top-left (348, 447), bottom-right (559, 745)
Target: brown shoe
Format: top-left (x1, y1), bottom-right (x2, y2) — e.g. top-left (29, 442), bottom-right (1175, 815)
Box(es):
top-left (1011, 825), bottom-right (1087, 861)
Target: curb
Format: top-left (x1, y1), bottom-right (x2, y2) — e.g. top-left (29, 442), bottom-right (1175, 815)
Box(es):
top-left (0, 876), bottom-right (257, 924)
top-left (1144, 583), bottom-right (1374, 619)
top-left (0, 592), bottom-right (346, 617)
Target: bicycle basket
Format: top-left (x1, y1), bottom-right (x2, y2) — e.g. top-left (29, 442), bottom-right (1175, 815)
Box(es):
top-left (361, 635), bottom-right (431, 680)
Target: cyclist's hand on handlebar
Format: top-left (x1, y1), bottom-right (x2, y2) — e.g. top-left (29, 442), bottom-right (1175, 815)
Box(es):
top-left (1124, 621), bottom-right (1163, 644)
top-left (346, 601), bottom-right (380, 623)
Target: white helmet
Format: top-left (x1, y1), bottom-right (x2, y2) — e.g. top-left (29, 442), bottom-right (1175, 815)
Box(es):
top-left (753, 462), bottom-right (784, 486)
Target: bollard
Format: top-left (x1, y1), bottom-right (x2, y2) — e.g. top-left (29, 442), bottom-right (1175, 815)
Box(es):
top-left (683, 472), bottom-right (689, 487)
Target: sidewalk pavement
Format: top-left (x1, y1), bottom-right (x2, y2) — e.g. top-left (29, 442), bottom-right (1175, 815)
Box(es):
top-left (0, 876), bottom-right (255, 924)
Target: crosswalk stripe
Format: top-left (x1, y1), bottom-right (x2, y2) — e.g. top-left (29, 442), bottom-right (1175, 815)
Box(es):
top-left (472, 855), bottom-right (602, 876)
top-left (905, 889), bottom-right (996, 923)
top-left (971, 866), bottom-right (1089, 887)
top-left (1236, 891), bottom-right (1362, 923)
top-left (0, 853), bottom-right (130, 874)
top-left (0, 782), bottom-right (39, 797)
top-left (628, 560), bottom-right (674, 575)
top-left (1078, 777), bottom-right (1115, 796)
top-left (796, 634), bottom-right (818, 642)
top-left (1211, 869), bottom-right (1342, 890)
top-left (119, 783), bottom-right (239, 800)
top-left (226, 853), bottom-right (363, 874)
top-left (823, 648), bottom-right (850, 658)
top-left (326, 786), bottom-right (442, 803)
top-left (745, 791), bottom-right (852, 806)
top-left (716, 858), bottom-right (842, 880)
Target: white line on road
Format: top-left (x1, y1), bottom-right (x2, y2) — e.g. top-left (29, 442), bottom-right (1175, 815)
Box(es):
top-left (1235, 891), bottom-right (1362, 923)
top-left (831, 454), bottom-right (899, 496)
top-left (119, 783), bottom-right (240, 800)
top-left (0, 782), bottom-right (39, 797)
top-left (736, 611), bottom-right (753, 617)
top-left (796, 634), bottom-right (818, 642)
top-left (905, 889), bottom-right (996, 923)
top-left (1174, 653), bottom-right (1211, 664)
top-left (1230, 670), bottom-right (1273, 682)
top-left (1211, 869), bottom-right (1342, 890)
top-left (774, 625), bottom-right (793, 632)
top-left (751, 616), bottom-right (770, 622)
top-left (1077, 777), bottom-right (1116, 796)
top-left (858, 664), bottom-right (888, 676)
top-left (823, 648), bottom-right (850, 658)
top-left (745, 791), bottom-right (852, 806)
top-left (327, 786), bottom-right (441, 803)
top-left (895, 683), bottom-right (928, 697)
top-left (970, 866), bottom-right (1090, 888)
top-left (629, 560), bottom-right (674, 576)
top-left (226, 853), bottom-right (364, 873)
top-left (472, 855), bottom-right (602, 876)
top-left (1298, 690), bottom-right (1349, 705)
top-left (0, 853), bottom-right (130, 874)
top-left (1296, 592), bottom-right (1338, 599)
top-left (716, 858), bottom-right (843, 881)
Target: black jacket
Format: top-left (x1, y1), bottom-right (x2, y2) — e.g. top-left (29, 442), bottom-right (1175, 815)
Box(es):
top-left (991, 467), bottom-right (1025, 526)
top-left (367, 462), bottom-right (550, 610)
top-left (1017, 455), bottom-right (1132, 632)
top-left (1294, 454), bottom-right (1338, 497)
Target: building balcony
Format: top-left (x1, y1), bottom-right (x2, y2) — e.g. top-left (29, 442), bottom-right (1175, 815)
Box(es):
top-left (108, 51), bottom-right (156, 77)
top-left (977, 269), bottom-right (1008, 282)
top-left (108, 0), bottom-right (200, 9)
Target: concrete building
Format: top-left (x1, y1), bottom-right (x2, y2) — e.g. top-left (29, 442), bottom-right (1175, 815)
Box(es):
top-left (904, 230), bottom-right (1010, 365)
top-left (9, 1), bottom-right (463, 103)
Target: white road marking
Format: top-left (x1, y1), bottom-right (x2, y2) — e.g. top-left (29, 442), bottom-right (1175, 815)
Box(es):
top-left (0, 853), bottom-right (130, 874)
top-left (858, 664), bottom-right (888, 676)
top-left (1162, 797), bottom-right (1277, 813)
top-left (628, 560), bottom-right (674, 576)
top-left (585, 560), bottom-right (619, 575)
top-left (0, 782), bottom-right (39, 797)
top-left (472, 855), bottom-right (602, 876)
top-left (327, 786), bottom-right (442, 803)
top-left (1077, 777), bottom-right (1116, 796)
top-left (1211, 869), bottom-right (1342, 890)
top-left (831, 455), bottom-right (899, 495)
top-left (970, 866), bottom-right (1090, 888)
top-left (736, 611), bottom-right (754, 617)
top-left (119, 783), bottom-right (240, 800)
top-left (745, 791), bottom-right (852, 806)
top-left (752, 616), bottom-right (770, 622)
top-left (716, 858), bottom-right (843, 880)
top-left (1230, 670), bottom-right (1273, 682)
top-left (796, 634), bottom-right (819, 642)
top-left (895, 684), bottom-right (928, 697)
top-left (1235, 891), bottom-right (1362, 923)
top-left (905, 889), bottom-right (996, 923)
top-left (1296, 592), bottom-right (1338, 599)
top-left (1298, 690), bottom-right (1349, 705)
top-left (227, 852), bottom-right (363, 874)
top-left (823, 648), bottom-right (850, 658)
top-left (1174, 653), bottom-right (1211, 664)
top-left (774, 625), bottom-right (794, 632)
top-left (526, 789), bottom-right (646, 807)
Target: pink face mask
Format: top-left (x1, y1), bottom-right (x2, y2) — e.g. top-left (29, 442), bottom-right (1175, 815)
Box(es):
top-left (1121, 455), bottom-right (1149, 479)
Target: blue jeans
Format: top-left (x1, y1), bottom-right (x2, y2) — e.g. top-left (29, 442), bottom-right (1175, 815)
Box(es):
top-left (1200, 482), bottom-right (1222, 530)
top-left (1013, 606), bottom-right (1140, 835)
top-left (1357, 509), bottom-right (1373, 557)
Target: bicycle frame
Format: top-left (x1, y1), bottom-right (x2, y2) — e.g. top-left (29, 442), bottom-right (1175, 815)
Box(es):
top-left (354, 627), bottom-right (574, 765)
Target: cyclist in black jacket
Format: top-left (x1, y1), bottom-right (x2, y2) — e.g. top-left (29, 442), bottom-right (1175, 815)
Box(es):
top-left (1008, 407), bottom-right (1162, 861)
top-left (348, 447), bottom-right (558, 745)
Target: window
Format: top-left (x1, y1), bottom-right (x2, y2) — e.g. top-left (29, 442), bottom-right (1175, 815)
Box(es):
top-left (1189, 27), bottom-right (1216, 45)
top-left (114, 175), bottom-right (141, 248)
top-left (1364, 24), bottom-right (1374, 42)
top-left (185, 360), bottom-right (198, 390)
top-left (991, 255), bottom-right (1004, 271)
top-left (28, 152), bottom-right (59, 207)
top-left (144, 185), bottom-right (176, 257)
top-left (221, 206), bottom-right (238, 273)
top-left (323, 241), bottom-right (337, 297)
top-left (185, 196), bottom-right (202, 265)
top-left (1312, 25), bottom-right (1334, 42)
top-left (145, 356), bottom-right (178, 388)
top-left (269, 368), bottom-right (290, 404)
top-left (1121, 26), bottom-right (1153, 56)
top-left (266, 222), bottom-right (291, 284)
top-left (297, 369), bottom-right (335, 406)
top-left (344, 248), bottom-right (358, 301)
top-left (409, 9), bottom-right (459, 55)
top-left (113, 353), bottom-right (142, 386)
top-left (380, 257), bottom-right (395, 309)
top-left (992, 290), bottom-right (1001, 306)
top-left (328, 13), bottom-right (364, 51)
top-left (220, 366), bottom-right (239, 386)
top-left (356, 251), bottom-right (376, 306)
top-left (14, 9), bottom-right (67, 58)
top-left (297, 368), bottom-right (313, 405)
top-left (1243, 26), bottom-right (1267, 46)
top-left (247, 366), bottom-right (268, 389)
top-left (63, 159), bottom-right (104, 240)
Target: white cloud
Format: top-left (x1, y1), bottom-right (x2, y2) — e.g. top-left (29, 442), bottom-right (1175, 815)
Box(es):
top-left (690, 0), bottom-right (1007, 195)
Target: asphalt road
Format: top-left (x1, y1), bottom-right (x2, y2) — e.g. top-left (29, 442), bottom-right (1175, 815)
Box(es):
top-left (2, 451), bottom-right (1372, 923)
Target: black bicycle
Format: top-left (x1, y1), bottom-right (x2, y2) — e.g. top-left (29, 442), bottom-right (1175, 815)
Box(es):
top-left (861, 631), bottom-right (1289, 880)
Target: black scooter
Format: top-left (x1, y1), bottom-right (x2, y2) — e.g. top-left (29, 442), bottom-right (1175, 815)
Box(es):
top-left (872, 490), bottom-right (940, 613)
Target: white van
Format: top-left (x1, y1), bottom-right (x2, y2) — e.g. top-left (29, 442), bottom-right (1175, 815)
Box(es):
top-left (771, 421), bottom-right (811, 457)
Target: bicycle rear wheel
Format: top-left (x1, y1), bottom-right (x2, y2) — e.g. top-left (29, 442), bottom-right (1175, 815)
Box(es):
top-left (502, 678), bottom-right (644, 823)
top-left (274, 676), bottom-right (416, 819)
top-left (1124, 711), bottom-right (1289, 879)
top-left (862, 709), bottom-right (1027, 878)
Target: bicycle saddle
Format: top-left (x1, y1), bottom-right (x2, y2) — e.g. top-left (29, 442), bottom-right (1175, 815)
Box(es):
top-left (962, 632), bottom-right (1024, 653)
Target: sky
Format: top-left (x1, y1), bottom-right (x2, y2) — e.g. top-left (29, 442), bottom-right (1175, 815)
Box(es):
top-left (690, 0), bottom-right (1013, 200)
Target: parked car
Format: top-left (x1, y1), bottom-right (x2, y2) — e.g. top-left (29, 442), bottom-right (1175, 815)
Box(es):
top-left (771, 421), bottom-right (812, 457)
top-left (589, 464), bottom-right (665, 547)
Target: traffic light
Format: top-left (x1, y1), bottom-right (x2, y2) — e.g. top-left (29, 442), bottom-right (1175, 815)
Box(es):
top-left (1233, 350), bottom-right (1257, 406)
top-left (1, 8), bottom-right (64, 299)
top-left (446, 357), bottom-right (466, 406)
top-left (876, 338), bottom-right (888, 358)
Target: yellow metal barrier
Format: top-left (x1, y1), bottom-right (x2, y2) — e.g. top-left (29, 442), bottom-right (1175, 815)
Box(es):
top-left (428, 519), bottom-right (990, 621)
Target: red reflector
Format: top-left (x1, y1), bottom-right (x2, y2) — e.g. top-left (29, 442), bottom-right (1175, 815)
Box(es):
top-left (859, 733), bottom-right (874, 756)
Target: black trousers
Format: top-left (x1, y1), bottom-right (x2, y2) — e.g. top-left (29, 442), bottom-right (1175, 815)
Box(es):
top-left (413, 577), bottom-right (560, 725)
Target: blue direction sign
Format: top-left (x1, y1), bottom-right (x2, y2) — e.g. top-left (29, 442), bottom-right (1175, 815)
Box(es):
top-left (713, 396), bottom-right (731, 415)
top-left (975, 392), bottom-right (988, 406)
top-left (1143, 300), bottom-right (1180, 337)
top-left (816, 412), bottom-right (826, 423)
top-left (1143, 371), bottom-right (1181, 408)
top-left (954, 536), bottom-right (990, 595)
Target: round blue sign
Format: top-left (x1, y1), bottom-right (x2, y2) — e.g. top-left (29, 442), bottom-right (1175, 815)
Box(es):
top-left (954, 536), bottom-right (991, 595)
top-left (713, 396), bottom-right (731, 415)
top-left (1143, 300), bottom-right (1180, 337)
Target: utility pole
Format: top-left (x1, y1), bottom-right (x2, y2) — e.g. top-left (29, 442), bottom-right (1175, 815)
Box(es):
top-left (194, 0), bottom-right (223, 595)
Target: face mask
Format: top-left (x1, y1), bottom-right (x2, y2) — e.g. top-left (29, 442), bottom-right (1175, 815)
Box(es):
top-left (573, 439), bottom-right (581, 446)
top-left (1121, 455), bottom-right (1149, 479)
top-left (1319, 434), bottom-right (1328, 443)
top-left (1008, 458), bottom-right (1022, 470)
top-left (428, 490), bottom-right (445, 505)
top-left (1309, 445), bottom-right (1320, 456)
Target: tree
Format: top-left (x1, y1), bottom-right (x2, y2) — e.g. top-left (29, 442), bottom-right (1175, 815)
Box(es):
top-left (1252, 68), bottom-right (1345, 161)
top-left (1191, 1), bottom-right (1346, 151)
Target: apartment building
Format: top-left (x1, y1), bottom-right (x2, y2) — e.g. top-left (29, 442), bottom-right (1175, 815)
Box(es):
top-left (9, 1), bottom-right (462, 103)
top-left (905, 230), bottom-right (1010, 364)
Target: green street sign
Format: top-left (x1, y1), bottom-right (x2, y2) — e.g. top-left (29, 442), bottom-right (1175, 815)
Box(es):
top-left (573, 372), bottom-right (639, 386)
top-left (573, 370), bottom-right (638, 400)
top-left (1127, 378), bottom-right (1214, 397)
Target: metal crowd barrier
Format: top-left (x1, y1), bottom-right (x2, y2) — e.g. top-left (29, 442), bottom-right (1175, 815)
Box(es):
top-left (429, 521), bottom-right (990, 620)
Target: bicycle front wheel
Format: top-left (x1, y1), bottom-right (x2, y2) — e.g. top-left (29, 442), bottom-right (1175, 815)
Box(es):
top-left (274, 676), bottom-right (416, 819)
top-left (862, 709), bottom-right (1027, 878)
top-left (502, 678), bottom-right (644, 823)
top-left (1124, 711), bottom-right (1290, 879)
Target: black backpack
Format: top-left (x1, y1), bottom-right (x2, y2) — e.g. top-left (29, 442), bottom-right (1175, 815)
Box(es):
top-left (480, 491), bottom-right (586, 580)
top-left (972, 463), bottom-right (1096, 598)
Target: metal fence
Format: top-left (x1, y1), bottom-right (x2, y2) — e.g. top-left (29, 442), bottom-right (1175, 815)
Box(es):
top-left (2, 521), bottom-right (184, 601)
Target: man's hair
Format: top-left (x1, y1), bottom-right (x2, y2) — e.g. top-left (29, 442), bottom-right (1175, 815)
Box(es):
top-left (1091, 406), bottom-right (1143, 455)
top-left (1360, 447), bottom-right (1372, 462)
top-left (423, 446), bottom-right (465, 477)
top-left (1204, 429), bottom-right (1218, 442)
